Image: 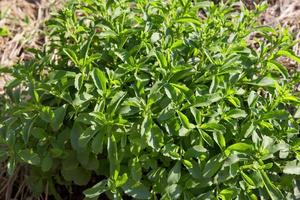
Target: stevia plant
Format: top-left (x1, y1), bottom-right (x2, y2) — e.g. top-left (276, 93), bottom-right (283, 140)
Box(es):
top-left (1, 0), bottom-right (300, 199)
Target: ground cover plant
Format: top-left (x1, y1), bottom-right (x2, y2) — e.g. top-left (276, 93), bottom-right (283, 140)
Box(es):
top-left (1, 0), bottom-right (300, 199)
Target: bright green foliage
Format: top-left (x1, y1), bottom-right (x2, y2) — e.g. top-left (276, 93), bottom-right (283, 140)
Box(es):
top-left (1, 0), bottom-right (300, 199)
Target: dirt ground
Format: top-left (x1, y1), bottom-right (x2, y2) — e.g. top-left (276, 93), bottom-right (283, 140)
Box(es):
top-left (0, 0), bottom-right (62, 94)
top-left (0, 0), bottom-right (62, 66)
top-left (261, 0), bottom-right (300, 68)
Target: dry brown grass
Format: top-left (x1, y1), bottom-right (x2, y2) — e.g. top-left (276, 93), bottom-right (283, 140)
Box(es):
top-left (0, 0), bottom-right (62, 66)
top-left (0, 0), bottom-right (63, 94)
top-left (260, 0), bottom-right (300, 69)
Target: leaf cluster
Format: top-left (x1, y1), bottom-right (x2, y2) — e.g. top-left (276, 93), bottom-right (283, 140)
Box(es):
top-left (1, 0), bottom-right (300, 199)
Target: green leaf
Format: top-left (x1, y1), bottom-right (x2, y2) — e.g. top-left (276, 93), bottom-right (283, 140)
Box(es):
top-left (240, 171), bottom-right (255, 186)
top-left (240, 121), bottom-right (255, 138)
top-left (162, 144), bottom-right (181, 160)
top-left (122, 179), bottom-right (151, 200)
top-left (155, 52), bottom-right (167, 68)
top-left (63, 48), bottom-right (79, 66)
top-left (225, 143), bottom-right (254, 155)
top-left (177, 111), bottom-right (193, 129)
top-left (151, 32), bottom-right (160, 43)
top-left (247, 91), bottom-right (258, 107)
top-left (78, 126), bottom-right (99, 147)
top-left (7, 158), bottom-right (16, 175)
top-left (277, 49), bottom-right (300, 63)
top-left (107, 91), bottom-right (127, 116)
top-left (167, 161), bottom-right (181, 184)
top-left (131, 158), bottom-right (142, 181)
top-left (185, 145), bottom-right (207, 159)
top-left (226, 109), bottom-right (247, 119)
top-left (91, 68), bottom-right (107, 94)
top-left (190, 107), bottom-right (202, 125)
top-left (261, 110), bottom-right (289, 120)
top-left (61, 166), bottom-right (91, 185)
top-left (71, 123), bottom-right (83, 151)
top-left (116, 173), bottom-right (128, 188)
top-left (203, 154), bottom-right (224, 178)
top-left (213, 131), bottom-right (226, 150)
top-left (40, 106), bottom-right (54, 123)
top-left (146, 126), bottom-right (164, 150)
top-left (92, 132), bottom-right (105, 154)
top-left (107, 134), bottom-right (118, 175)
top-left (201, 122), bottom-right (226, 132)
top-left (41, 154), bottom-right (53, 172)
top-left (74, 73), bottom-right (84, 90)
top-left (170, 83), bottom-right (190, 94)
top-left (294, 106), bottom-right (300, 118)
top-left (0, 26), bottom-right (10, 37)
top-left (259, 170), bottom-right (284, 200)
top-left (176, 17), bottom-right (201, 25)
top-left (141, 114), bottom-right (152, 137)
top-left (219, 188), bottom-right (239, 200)
top-left (22, 118), bottom-right (36, 144)
top-left (18, 149), bottom-right (40, 165)
top-left (199, 129), bottom-right (214, 146)
top-left (283, 160), bottom-right (300, 175)
top-left (169, 67), bottom-right (195, 83)
top-left (195, 1), bottom-right (211, 8)
top-left (194, 93), bottom-right (222, 107)
top-left (31, 127), bottom-right (47, 139)
top-left (267, 60), bottom-right (289, 79)
top-left (165, 184), bottom-right (182, 199)
top-left (249, 77), bottom-right (277, 87)
top-left (51, 106), bottom-right (66, 131)
top-left (84, 180), bottom-right (108, 199)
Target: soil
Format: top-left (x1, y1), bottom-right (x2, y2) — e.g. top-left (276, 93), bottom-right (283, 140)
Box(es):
top-left (0, 0), bottom-right (62, 94)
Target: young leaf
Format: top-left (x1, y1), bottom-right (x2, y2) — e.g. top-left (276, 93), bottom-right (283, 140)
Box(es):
top-left (155, 52), bottom-right (167, 68)
top-left (277, 49), bottom-right (300, 64)
top-left (213, 131), bottom-right (226, 150)
top-left (176, 17), bottom-right (201, 25)
top-left (240, 171), bottom-right (255, 186)
top-left (226, 109), bottom-right (247, 119)
top-left (190, 107), bottom-right (202, 125)
top-left (91, 68), bottom-right (107, 94)
top-left (225, 143), bottom-right (254, 155)
top-left (177, 111), bottom-right (193, 129)
top-left (63, 48), bottom-right (79, 66)
top-left (267, 60), bottom-right (289, 79)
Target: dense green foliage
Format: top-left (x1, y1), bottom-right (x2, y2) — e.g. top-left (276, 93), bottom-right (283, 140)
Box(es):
top-left (1, 0), bottom-right (300, 199)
